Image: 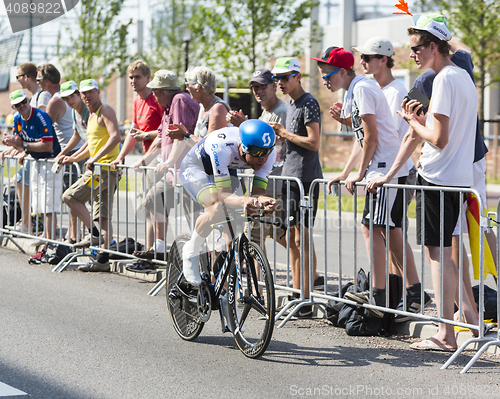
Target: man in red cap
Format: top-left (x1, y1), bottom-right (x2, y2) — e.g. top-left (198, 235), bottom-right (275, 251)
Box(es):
top-left (313, 46), bottom-right (406, 317)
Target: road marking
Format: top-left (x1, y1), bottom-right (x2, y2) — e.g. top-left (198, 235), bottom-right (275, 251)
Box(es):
top-left (0, 382), bottom-right (27, 397)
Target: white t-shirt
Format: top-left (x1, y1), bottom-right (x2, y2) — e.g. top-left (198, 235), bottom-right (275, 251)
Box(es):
top-left (347, 77), bottom-right (405, 180)
top-left (29, 88), bottom-right (51, 109)
top-left (418, 66), bottom-right (477, 187)
top-left (381, 79), bottom-right (414, 176)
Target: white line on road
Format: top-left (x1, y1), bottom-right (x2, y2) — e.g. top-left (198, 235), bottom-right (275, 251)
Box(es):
top-left (0, 382), bottom-right (27, 397)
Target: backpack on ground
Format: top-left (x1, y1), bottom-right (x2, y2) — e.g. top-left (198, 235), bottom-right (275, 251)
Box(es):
top-left (109, 238), bottom-right (144, 259)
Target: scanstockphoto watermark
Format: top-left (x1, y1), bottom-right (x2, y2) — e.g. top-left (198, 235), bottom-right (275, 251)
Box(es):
top-left (4, 0), bottom-right (79, 33)
top-left (289, 385), bottom-right (440, 397)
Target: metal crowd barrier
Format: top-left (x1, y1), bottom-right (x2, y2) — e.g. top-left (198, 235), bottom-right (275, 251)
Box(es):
top-left (0, 155), bottom-right (82, 251)
top-left (300, 178), bottom-right (498, 373)
top-left (2, 155), bottom-right (499, 373)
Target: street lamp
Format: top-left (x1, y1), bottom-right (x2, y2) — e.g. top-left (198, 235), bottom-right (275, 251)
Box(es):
top-left (183, 26), bottom-right (191, 73)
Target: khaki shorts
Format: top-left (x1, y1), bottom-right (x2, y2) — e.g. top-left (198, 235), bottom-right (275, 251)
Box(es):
top-left (63, 169), bottom-right (118, 221)
top-left (249, 196), bottom-right (285, 242)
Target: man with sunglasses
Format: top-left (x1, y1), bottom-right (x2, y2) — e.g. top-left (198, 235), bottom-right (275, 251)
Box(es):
top-left (180, 119), bottom-right (277, 287)
top-left (317, 46), bottom-right (406, 317)
top-left (268, 57), bottom-right (323, 317)
top-left (366, 14), bottom-right (479, 351)
top-left (353, 37), bottom-right (431, 322)
top-left (3, 89), bottom-right (62, 242)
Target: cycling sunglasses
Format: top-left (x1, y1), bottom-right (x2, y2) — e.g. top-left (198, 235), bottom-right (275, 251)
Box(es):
top-left (272, 73), bottom-right (298, 83)
top-left (14, 98), bottom-right (28, 108)
top-left (247, 145), bottom-right (274, 157)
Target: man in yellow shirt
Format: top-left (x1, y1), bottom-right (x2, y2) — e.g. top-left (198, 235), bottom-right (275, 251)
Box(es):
top-left (62, 79), bottom-right (121, 272)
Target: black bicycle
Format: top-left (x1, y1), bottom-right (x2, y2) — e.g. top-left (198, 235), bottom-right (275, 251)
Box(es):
top-left (166, 213), bottom-right (284, 358)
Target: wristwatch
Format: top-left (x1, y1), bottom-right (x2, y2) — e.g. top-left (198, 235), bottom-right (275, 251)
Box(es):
top-left (183, 133), bottom-right (192, 142)
top-left (144, 133), bottom-right (150, 140)
top-left (22, 141), bottom-right (28, 150)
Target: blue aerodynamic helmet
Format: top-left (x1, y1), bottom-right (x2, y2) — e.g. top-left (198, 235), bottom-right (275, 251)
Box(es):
top-left (239, 119), bottom-right (276, 157)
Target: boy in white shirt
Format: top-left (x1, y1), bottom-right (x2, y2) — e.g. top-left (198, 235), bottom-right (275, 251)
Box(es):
top-left (314, 46), bottom-right (406, 317)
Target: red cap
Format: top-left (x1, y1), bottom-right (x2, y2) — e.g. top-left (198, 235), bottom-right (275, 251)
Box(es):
top-left (311, 47), bottom-right (354, 70)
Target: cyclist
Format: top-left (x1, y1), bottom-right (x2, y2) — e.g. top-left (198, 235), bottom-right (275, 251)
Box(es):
top-left (181, 119), bottom-right (278, 286)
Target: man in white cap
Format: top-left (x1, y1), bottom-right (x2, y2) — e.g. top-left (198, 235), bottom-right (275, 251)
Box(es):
top-left (62, 79), bottom-right (121, 272)
top-left (2, 89), bottom-right (62, 244)
top-left (352, 37), bottom-right (431, 321)
top-left (367, 13), bottom-right (479, 351)
top-left (130, 69), bottom-right (199, 260)
top-left (268, 57), bottom-right (323, 317)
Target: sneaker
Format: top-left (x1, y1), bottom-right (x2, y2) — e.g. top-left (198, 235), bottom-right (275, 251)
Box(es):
top-left (78, 259), bottom-right (110, 272)
top-left (133, 246), bottom-right (169, 261)
top-left (314, 275), bottom-right (325, 290)
top-left (182, 241), bottom-right (201, 286)
top-left (344, 290), bottom-right (385, 318)
top-left (13, 223), bottom-right (30, 233)
top-left (394, 292), bottom-right (433, 323)
top-left (74, 233), bottom-right (102, 249)
top-left (296, 304), bottom-right (313, 318)
top-left (125, 259), bottom-right (157, 273)
top-left (28, 247), bottom-right (46, 264)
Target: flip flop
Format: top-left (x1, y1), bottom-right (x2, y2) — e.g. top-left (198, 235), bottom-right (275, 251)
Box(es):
top-left (410, 339), bottom-right (456, 352)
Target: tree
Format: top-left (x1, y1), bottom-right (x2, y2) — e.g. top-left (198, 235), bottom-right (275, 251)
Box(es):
top-left (188, 0), bottom-right (318, 83)
top-left (440, 0), bottom-right (500, 124)
top-left (58, 0), bottom-right (132, 83)
top-left (146, 0), bottom-right (199, 79)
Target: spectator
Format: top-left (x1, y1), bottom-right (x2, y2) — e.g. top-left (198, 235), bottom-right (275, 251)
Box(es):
top-left (318, 47), bottom-right (406, 318)
top-left (412, 37), bottom-right (496, 321)
top-left (8, 63), bottom-right (51, 233)
top-left (177, 66), bottom-right (230, 145)
top-left (110, 60), bottom-right (165, 256)
top-left (367, 14), bottom-right (480, 350)
top-left (37, 65), bottom-right (85, 246)
top-left (62, 79), bottom-right (121, 272)
top-left (128, 70), bottom-right (199, 259)
top-left (269, 57), bottom-right (323, 317)
top-left (226, 68), bottom-right (287, 252)
top-left (56, 80), bottom-right (90, 243)
top-left (2, 89), bottom-right (62, 243)
top-left (352, 37), bottom-right (431, 321)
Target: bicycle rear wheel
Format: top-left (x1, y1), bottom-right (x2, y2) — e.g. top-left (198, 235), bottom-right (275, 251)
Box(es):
top-left (166, 234), bottom-right (204, 341)
top-left (227, 241), bottom-right (275, 358)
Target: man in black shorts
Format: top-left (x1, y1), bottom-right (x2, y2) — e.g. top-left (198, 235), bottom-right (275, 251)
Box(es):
top-left (269, 57), bottom-right (323, 317)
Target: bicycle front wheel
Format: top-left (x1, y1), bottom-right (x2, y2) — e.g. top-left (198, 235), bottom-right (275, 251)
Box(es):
top-left (166, 234), bottom-right (204, 341)
top-left (227, 241), bottom-right (275, 358)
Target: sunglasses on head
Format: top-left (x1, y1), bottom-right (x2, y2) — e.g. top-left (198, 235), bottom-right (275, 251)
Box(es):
top-left (322, 68), bottom-right (340, 81)
top-left (410, 44), bottom-right (424, 53)
top-left (360, 54), bottom-right (383, 63)
top-left (14, 98), bottom-right (28, 108)
top-left (272, 73), bottom-right (298, 83)
top-left (247, 145), bottom-right (274, 157)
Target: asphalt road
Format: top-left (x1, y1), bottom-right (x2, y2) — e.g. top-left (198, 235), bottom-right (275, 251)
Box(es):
top-left (1, 249), bottom-right (500, 399)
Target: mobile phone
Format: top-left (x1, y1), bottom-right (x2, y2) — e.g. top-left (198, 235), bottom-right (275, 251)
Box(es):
top-left (404, 87), bottom-right (429, 116)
